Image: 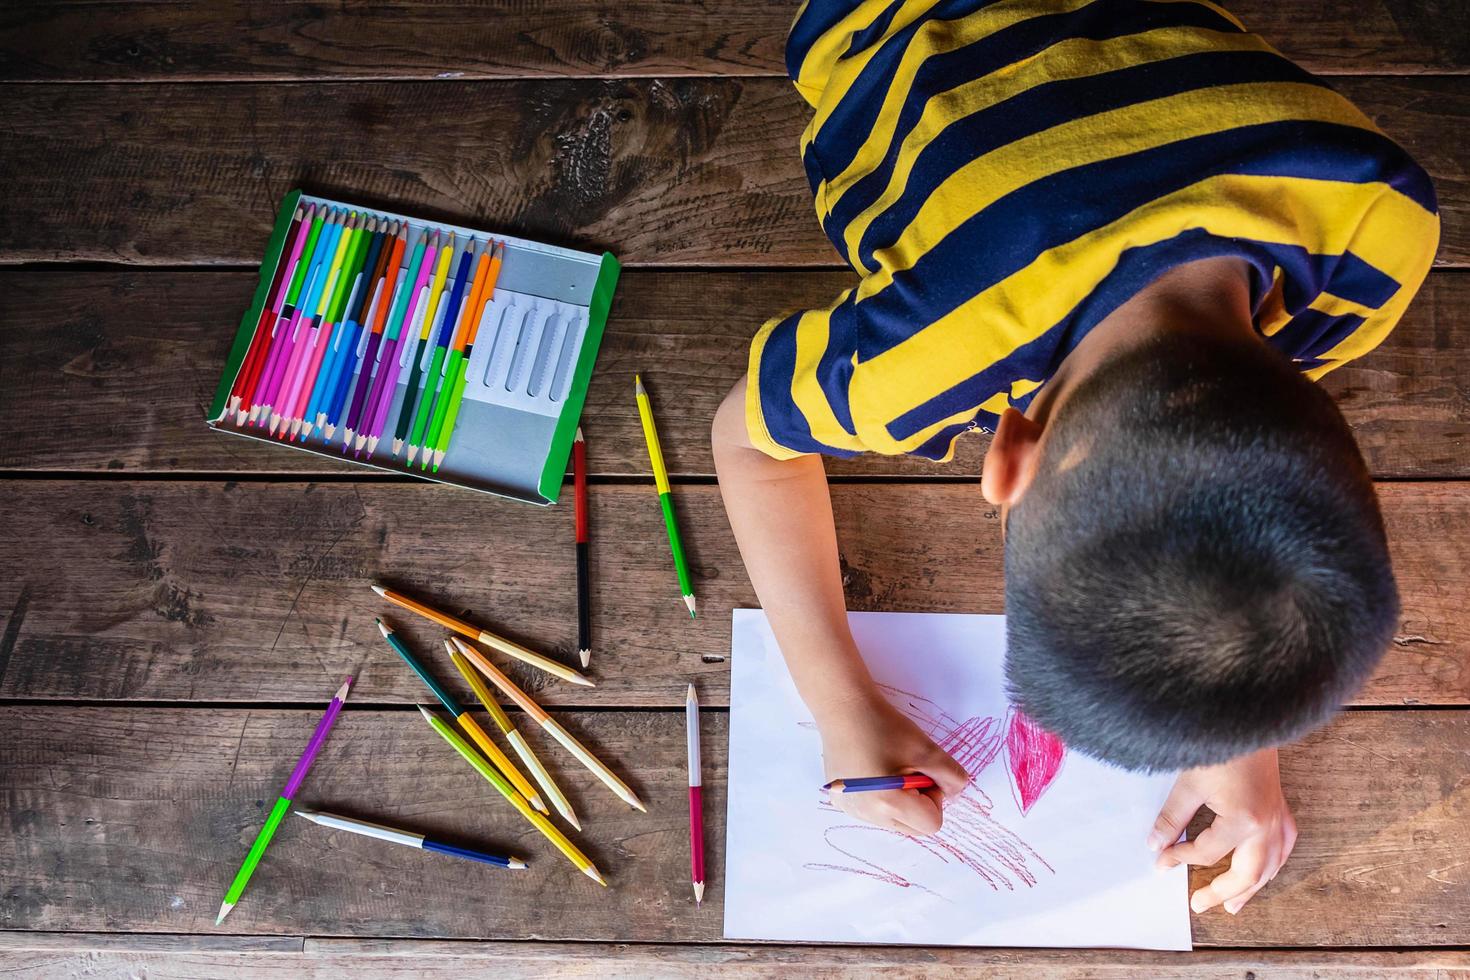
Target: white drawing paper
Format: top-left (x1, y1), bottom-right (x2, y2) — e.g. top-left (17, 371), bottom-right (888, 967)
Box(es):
top-left (723, 609), bottom-right (1192, 950)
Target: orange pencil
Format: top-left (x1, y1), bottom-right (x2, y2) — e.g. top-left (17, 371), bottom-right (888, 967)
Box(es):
top-left (370, 584), bottom-right (593, 687)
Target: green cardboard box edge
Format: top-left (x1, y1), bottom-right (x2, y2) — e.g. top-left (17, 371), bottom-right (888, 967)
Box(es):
top-left (538, 250), bottom-right (621, 503)
top-left (206, 188), bottom-right (303, 421)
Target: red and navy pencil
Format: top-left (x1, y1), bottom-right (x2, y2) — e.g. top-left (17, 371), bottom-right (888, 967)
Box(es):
top-left (823, 774), bottom-right (937, 794)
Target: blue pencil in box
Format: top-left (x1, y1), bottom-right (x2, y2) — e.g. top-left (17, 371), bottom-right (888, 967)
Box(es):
top-left (207, 189), bottom-right (619, 505)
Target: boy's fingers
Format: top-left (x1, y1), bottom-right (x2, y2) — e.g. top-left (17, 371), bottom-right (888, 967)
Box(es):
top-left (922, 752), bottom-right (971, 798)
top-left (1148, 780), bottom-right (1205, 852)
top-left (846, 790), bottom-right (943, 836)
top-left (1156, 824), bottom-right (1235, 871)
top-left (871, 790), bottom-right (944, 836)
top-left (1189, 839), bottom-right (1273, 914)
top-left (1221, 874), bottom-right (1273, 915)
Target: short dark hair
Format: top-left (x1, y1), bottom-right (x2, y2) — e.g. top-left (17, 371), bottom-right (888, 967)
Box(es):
top-left (1004, 332), bottom-right (1398, 772)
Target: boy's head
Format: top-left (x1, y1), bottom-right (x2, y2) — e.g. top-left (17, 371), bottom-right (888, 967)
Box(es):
top-left (992, 332), bottom-right (1397, 772)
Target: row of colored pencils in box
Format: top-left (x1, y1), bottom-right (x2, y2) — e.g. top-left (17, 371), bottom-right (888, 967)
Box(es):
top-left (223, 204), bottom-right (504, 471)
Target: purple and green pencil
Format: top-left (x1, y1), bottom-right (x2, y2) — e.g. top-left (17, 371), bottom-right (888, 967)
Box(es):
top-left (216, 676), bottom-right (353, 925)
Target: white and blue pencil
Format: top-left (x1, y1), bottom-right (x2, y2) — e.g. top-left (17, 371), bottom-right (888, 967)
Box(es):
top-left (294, 808), bottom-right (526, 870)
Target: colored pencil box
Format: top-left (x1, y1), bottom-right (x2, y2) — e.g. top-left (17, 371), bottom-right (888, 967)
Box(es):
top-left (206, 189), bottom-right (619, 505)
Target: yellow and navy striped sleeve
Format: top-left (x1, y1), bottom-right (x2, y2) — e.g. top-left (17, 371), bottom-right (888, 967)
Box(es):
top-left (748, 0), bottom-right (1440, 461)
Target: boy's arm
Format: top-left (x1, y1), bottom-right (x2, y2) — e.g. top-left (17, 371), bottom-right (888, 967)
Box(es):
top-left (712, 376), bottom-right (969, 834)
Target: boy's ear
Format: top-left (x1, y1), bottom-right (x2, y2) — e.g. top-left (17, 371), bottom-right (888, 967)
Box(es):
top-left (981, 408), bottom-right (1044, 507)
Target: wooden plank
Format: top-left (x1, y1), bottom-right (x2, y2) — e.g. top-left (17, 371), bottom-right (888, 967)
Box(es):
top-left (0, 480), bottom-right (1464, 707)
top-left (3, 938), bottom-right (1470, 980)
top-left (0, 1), bottom-right (1465, 81)
top-left (0, 706), bottom-right (1466, 946)
top-left (0, 78), bottom-right (1463, 267)
top-left (1, 269), bottom-right (1465, 479)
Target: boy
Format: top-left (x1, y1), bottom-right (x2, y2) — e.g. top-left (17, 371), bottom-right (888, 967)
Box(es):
top-left (711, 0), bottom-right (1438, 916)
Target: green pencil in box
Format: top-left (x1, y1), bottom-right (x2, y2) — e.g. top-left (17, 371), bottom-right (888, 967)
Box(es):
top-left (206, 189), bottom-right (621, 506)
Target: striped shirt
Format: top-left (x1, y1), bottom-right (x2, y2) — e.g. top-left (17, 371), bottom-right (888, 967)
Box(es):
top-left (746, 0), bottom-right (1440, 461)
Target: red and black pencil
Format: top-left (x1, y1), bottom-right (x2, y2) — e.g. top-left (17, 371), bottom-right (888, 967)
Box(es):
top-left (574, 426), bottom-right (591, 669)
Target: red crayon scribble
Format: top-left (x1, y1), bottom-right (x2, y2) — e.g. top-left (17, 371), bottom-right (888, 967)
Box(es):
top-left (804, 686), bottom-right (1061, 896)
top-left (1003, 708), bottom-right (1066, 815)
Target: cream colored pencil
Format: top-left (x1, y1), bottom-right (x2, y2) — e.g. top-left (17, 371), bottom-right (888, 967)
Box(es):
top-left (450, 636), bottom-right (646, 812)
top-left (448, 642), bottom-right (581, 831)
top-left (370, 584), bottom-right (594, 688)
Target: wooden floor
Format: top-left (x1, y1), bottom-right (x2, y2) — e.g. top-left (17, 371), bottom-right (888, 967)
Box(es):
top-left (2, 2), bottom-right (1468, 976)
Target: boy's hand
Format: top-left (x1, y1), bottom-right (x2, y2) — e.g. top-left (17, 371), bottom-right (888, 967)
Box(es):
top-left (1148, 747), bottom-right (1297, 915)
top-left (818, 692), bottom-right (971, 836)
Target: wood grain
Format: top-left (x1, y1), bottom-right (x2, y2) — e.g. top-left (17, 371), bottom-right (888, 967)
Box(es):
top-left (0, 480), bottom-right (1463, 707)
top-left (2, 269), bottom-right (1466, 479)
top-left (0, 78), bottom-right (1462, 267)
top-left (0, 0), bottom-right (1465, 81)
top-left (4, 937), bottom-right (1470, 980)
top-left (1, 706), bottom-right (1466, 946)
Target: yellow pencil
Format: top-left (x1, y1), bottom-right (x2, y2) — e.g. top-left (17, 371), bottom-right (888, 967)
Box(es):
top-left (448, 642), bottom-right (581, 831)
top-left (635, 375), bottom-right (696, 618)
top-left (450, 636), bottom-right (646, 812)
top-left (374, 618), bottom-right (548, 814)
top-left (418, 705), bottom-right (605, 885)
top-left (371, 584), bottom-right (594, 687)
top-left (392, 231), bottom-right (457, 456)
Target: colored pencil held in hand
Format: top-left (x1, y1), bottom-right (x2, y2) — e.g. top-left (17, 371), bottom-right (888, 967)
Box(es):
top-left (635, 375), bottom-right (697, 618)
top-left (217, 676), bottom-right (352, 926)
top-left (370, 584), bottom-right (593, 687)
top-left (823, 774), bottom-right (939, 794)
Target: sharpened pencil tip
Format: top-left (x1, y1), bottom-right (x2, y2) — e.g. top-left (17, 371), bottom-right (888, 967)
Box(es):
top-left (417, 704), bottom-right (436, 722)
top-left (635, 374), bottom-right (646, 395)
top-left (687, 683), bottom-right (697, 703)
top-left (684, 594), bottom-right (698, 618)
top-left (694, 881), bottom-right (705, 905)
top-left (371, 584), bottom-right (388, 598)
top-left (570, 673), bottom-right (596, 688)
top-left (509, 856), bottom-right (528, 869)
top-left (586, 866), bottom-right (607, 887)
top-left (334, 677), bottom-right (353, 702)
top-left (630, 797), bottom-right (648, 813)
top-left (293, 807), bottom-right (317, 820)
top-left (215, 902), bottom-right (234, 926)
top-left (578, 648), bottom-right (590, 669)
top-left (376, 618), bottom-right (390, 638)
top-left (575, 426), bottom-right (585, 443)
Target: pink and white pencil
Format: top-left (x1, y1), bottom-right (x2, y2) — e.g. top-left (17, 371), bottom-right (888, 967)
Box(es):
top-left (686, 682), bottom-right (705, 906)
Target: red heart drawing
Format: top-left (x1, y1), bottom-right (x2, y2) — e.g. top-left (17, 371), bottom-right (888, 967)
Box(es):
top-left (1004, 709), bottom-right (1066, 815)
